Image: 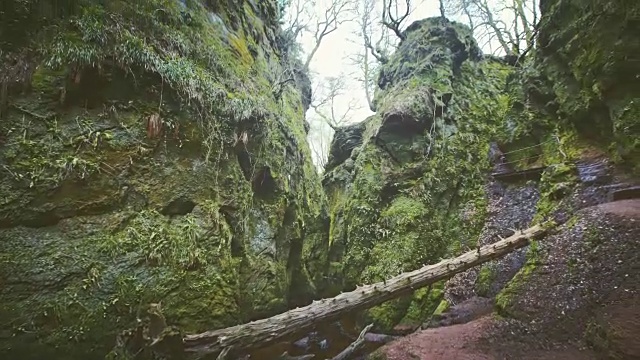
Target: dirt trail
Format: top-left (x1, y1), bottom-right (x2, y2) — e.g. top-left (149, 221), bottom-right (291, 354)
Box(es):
top-left (381, 315), bottom-right (598, 360)
top-left (376, 199), bottom-right (640, 360)
top-left (382, 316), bottom-right (493, 360)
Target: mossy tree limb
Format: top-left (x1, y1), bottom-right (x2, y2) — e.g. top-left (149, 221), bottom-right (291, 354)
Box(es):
top-left (148, 223), bottom-right (551, 358)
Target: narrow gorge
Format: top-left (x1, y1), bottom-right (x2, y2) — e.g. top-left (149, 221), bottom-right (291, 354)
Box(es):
top-left (0, 0), bottom-right (638, 359)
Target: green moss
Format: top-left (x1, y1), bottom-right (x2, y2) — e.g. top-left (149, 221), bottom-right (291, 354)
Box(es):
top-left (584, 321), bottom-right (613, 357)
top-left (366, 298), bottom-right (413, 332)
top-left (99, 209), bottom-right (229, 269)
top-left (0, 188), bottom-right (313, 358)
top-left (324, 20), bottom-right (508, 331)
top-left (475, 264), bottom-right (497, 297)
top-left (433, 299), bottom-right (450, 316)
top-left (533, 0), bottom-right (640, 169)
top-left (228, 32), bottom-right (254, 67)
top-left (567, 257), bottom-right (578, 274)
top-left (1, 109), bottom-right (111, 189)
top-left (381, 196), bottom-right (427, 225)
top-left (610, 98), bottom-right (640, 174)
top-left (495, 240), bottom-right (542, 317)
top-left (3, 0), bottom-right (298, 163)
top-left (400, 281), bottom-right (446, 325)
top-left (365, 282), bottom-right (445, 333)
top-left (0, 1), bottom-right (327, 358)
top-left (534, 161), bottom-right (579, 223)
top-left (583, 225), bottom-right (605, 250)
top-left (565, 215), bottom-right (580, 229)
top-left (30, 66), bottom-right (66, 98)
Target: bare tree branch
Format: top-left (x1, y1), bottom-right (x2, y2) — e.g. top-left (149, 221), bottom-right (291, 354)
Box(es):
top-left (308, 127), bottom-right (330, 171)
top-left (303, 0), bottom-right (357, 71)
top-left (307, 75), bottom-right (362, 170)
top-left (346, 0), bottom-right (394, 110)
top-left (441, 0), bottom-right (538, 56)
top-left (330, 324), bottom-right (374, 360)
top-left (271, 65), bottom-right (296, 100)
top-left (381, 0), bottom-right (412, 40)
top-left (358, 0), bottom-right (391, 65)
top-left (311, 76), bottom-right (360, 129)
top-left (282, 0), bottom-right (311, 41)
top-left (281, 0), bottom-right (356, 71)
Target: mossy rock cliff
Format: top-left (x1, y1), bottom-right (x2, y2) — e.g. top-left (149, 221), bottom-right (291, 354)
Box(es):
top-left (323, 17), bottom-right (517, 331)
top-left (495, 0), bottom-right (640, 329)
top-left (531, 0), bottom-right (640, 174)
top-left (0, 0), bottom-right (327, 358)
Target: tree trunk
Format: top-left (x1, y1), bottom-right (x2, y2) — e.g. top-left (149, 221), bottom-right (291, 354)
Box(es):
top-left (175, 223), bottom-right (550, 358)
top-left (362, 49), bottom-right (375, 112)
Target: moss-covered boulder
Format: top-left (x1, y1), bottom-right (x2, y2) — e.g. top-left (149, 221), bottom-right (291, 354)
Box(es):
top-left (0, 0), bottom-right (327, 358)
top-left (323, 17), bottom-right (517, 331)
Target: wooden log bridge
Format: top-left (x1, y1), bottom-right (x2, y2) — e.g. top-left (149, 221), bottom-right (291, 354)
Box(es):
top-left (140, 223), bottom-right (551, 359)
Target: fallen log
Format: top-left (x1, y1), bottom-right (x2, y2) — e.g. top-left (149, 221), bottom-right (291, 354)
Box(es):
top-left (177, 223), bottom-right (550, 358)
